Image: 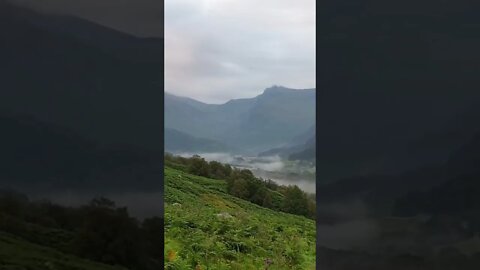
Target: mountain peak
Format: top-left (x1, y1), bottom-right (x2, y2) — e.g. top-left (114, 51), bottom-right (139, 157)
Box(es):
top-left (262, 85), bottom-right (315, 96)
top-left (264, 85), bottom-right (289, 92)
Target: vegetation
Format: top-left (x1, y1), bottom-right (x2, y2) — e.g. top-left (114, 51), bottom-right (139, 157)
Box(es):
top-left (0, 190), bottom-right (163, 270)
top-left (165, 153), bottom-right (316, 219)
top-left (0, 231), bottom-right (126, 270)
top-left (164, 165), bottom-right (316, 269)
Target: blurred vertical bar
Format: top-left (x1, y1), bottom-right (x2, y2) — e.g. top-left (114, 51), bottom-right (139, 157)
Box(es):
top-left (0, 0), bottom-right (164, 269)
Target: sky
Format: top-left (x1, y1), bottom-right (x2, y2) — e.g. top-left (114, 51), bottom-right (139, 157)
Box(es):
top-left (165, 0), bottom-right (315, 104)
top-left (8, 0), bottom-right (163, 37)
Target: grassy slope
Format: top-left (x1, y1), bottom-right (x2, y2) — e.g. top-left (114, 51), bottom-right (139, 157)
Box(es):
top-left (0, 231), bottom-right (126, 270)
top-left (164, 166), bottom-right (316, 270)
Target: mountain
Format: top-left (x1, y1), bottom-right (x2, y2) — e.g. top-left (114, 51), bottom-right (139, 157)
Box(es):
top-left (0, 231), bottom-right (125, 270)
top-left (289, 135), bottom-right (316, 162)
top-left (317, 0), bottom-right (480, 182)
top-left (0, 1), bottom-right (162, 151)
top-left (392, 132), bottom-right (480, 229)
top-left (1, 0), bottom-right (162, 62)
top-left (0, 113), bottom-right (162, 193)
top-left (288, 125), bottom-right (316, 146)
top-left (318, 130), bottom-right (480, 220)
top-left (165, 86), bottom-right (315, 153)
top-left (315, 0), bottom-right (480, 268)
top-left (259, 125), bottom-right (315, 157)
top-left (164, 128), bottom-right (230, 153)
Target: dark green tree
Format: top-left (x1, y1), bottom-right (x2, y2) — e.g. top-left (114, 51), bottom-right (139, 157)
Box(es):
top-left (282, 186), bottom-right (309, 216)
top-left (230, 178), bottom-right (250, 199)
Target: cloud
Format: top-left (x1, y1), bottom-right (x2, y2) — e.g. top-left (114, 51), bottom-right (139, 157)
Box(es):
top-left (165, 0), bottom-right (315, 103)
top-left (8, 0), bottom-right (163, 37)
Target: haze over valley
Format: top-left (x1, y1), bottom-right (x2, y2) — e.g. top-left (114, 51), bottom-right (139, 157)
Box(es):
top-left (164, 86), bottom-right (316, 192)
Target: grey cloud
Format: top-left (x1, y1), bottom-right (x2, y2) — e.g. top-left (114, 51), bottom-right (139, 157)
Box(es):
top-left (165, 0), bottom-right (315, 104)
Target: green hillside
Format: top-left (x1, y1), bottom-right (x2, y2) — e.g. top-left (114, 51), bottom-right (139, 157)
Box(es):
top-left (0, 190), bottom-right (163, 270)
top-left (0, 231), bottom-right (125, 270)
top-left (164, 166), bottom-right (316, 270)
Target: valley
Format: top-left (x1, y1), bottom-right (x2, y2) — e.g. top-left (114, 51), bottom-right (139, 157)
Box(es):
top-left (174, 152), bottom-right (316, 193)
top-left (163, 85), bottom-right (317, 269)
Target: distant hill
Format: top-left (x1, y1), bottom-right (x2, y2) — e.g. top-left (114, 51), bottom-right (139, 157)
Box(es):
top-left (317, 0), bottom-right (480, 182)
top-left (1, 0), bottom-right (162, 62)
top-left (259, 125), bottom-right (315, 157)
top-left (315, 0), bottom-right (480, 268)
top-left (0, 231), bottom-right (125, 270)
top-left (164, 128), bottom-right (230, 153)
top-left (289, 136), bottom-right (316, 162)
top-left (0, 1), bottom-right (162, 151)
top-left (393, 132), bottom-right (480, 218)
top-left (0, 113), bottom-right (162, 193)
top-left (318, 130), bottom-right (480, 219)
top-left (165, 86), bottom-right (315, 153)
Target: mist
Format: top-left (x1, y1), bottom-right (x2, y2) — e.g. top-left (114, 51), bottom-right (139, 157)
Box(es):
top-left (28, 190), bottom-right (162, 220)
top-left (176, 152), bottom-right (315, 193)
top-left (317, 200), bottom-right (379, 249)
top-left (317, 220), bottom-right (379, 249)
top-left (254, 170), bottom-right (316, 193)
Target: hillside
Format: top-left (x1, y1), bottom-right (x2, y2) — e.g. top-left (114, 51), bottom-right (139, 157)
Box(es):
top-left (0, 113), bottom-right (162, 193)
top-left (0, 231), bottom-right (126, 270)
top-left (318, 0), bottom-right (480, 182)
top-left (259, 125), bottom-right (315, 159)
top-left (0, 190), bottom-right (164, 270)
top-left (165, 86), bottom-right (315, 153)
top-left (165, 128), bottom-right (231, 153)
top-left (0, 1), bottom-right (162, 151)
top-left (288, 136), bottom-right (316, 162)
top-left (164, 166), bottom-right (316, 269)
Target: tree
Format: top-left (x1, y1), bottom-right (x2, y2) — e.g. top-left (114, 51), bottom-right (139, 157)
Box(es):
top-left (73, 200), bottom-right (143, 268)
top-left (282, 186), bottom-right (309, 216)
top-left (230, 178), bottom-right (249, 199)
top-left (223, 164), bottom-right (233, 177)
top-left (209, 160), bottom-right (225, 179)
top-left (251, 186), bottom-right (267, 205)
top-left (141, 217), bottom-right (163, 268)
top-left (262, 192), bottom-right (273, 208)
top-left (188, 156), bottom-right (209, 177)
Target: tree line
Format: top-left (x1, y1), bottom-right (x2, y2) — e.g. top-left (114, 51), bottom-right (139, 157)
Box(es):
top-left (0, 190), bottom-right (163, 270)
top-left (164, 153), bottom-right (316, 219)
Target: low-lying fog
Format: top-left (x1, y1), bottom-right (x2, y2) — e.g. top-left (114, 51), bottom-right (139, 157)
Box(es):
top-left (176, 152), bottom-right (316, 193)
top-left (317, 200), bottom-right (379, 249)
top-left (3, 182), bottom-right (163, 220)
top-left (19, 188), bottom-right (163, 220)
top-left (41, 191), bottom-right (162, 220)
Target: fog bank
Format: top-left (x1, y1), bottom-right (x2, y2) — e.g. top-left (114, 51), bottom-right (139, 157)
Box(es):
top-left (177, 152), bottom-right (315, 192)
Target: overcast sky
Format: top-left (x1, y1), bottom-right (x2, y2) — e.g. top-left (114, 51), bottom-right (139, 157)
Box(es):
top-left (165, 0), bottom-right (315, 104)
top-left (8, 0), bottom-right (163, 37)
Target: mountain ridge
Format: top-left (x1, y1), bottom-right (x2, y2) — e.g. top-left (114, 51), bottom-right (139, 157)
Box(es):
top-left (0, 3), bottom-right (162, 151)
top-left (165, 86), bottom-right (315, 106)
top-left (165, 86), bottom-right (316, 153)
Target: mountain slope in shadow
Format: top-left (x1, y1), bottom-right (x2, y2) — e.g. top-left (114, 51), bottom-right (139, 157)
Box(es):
top-left (0, 1), bottom-right (162, 152)
top-left (0, 113), bottom-right (162, 193)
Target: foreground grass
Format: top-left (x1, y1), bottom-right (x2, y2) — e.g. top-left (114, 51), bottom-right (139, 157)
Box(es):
top-left (0, 231), bottom-right (126, 270)
top-left (164, 166), bottom-right (316, 270)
